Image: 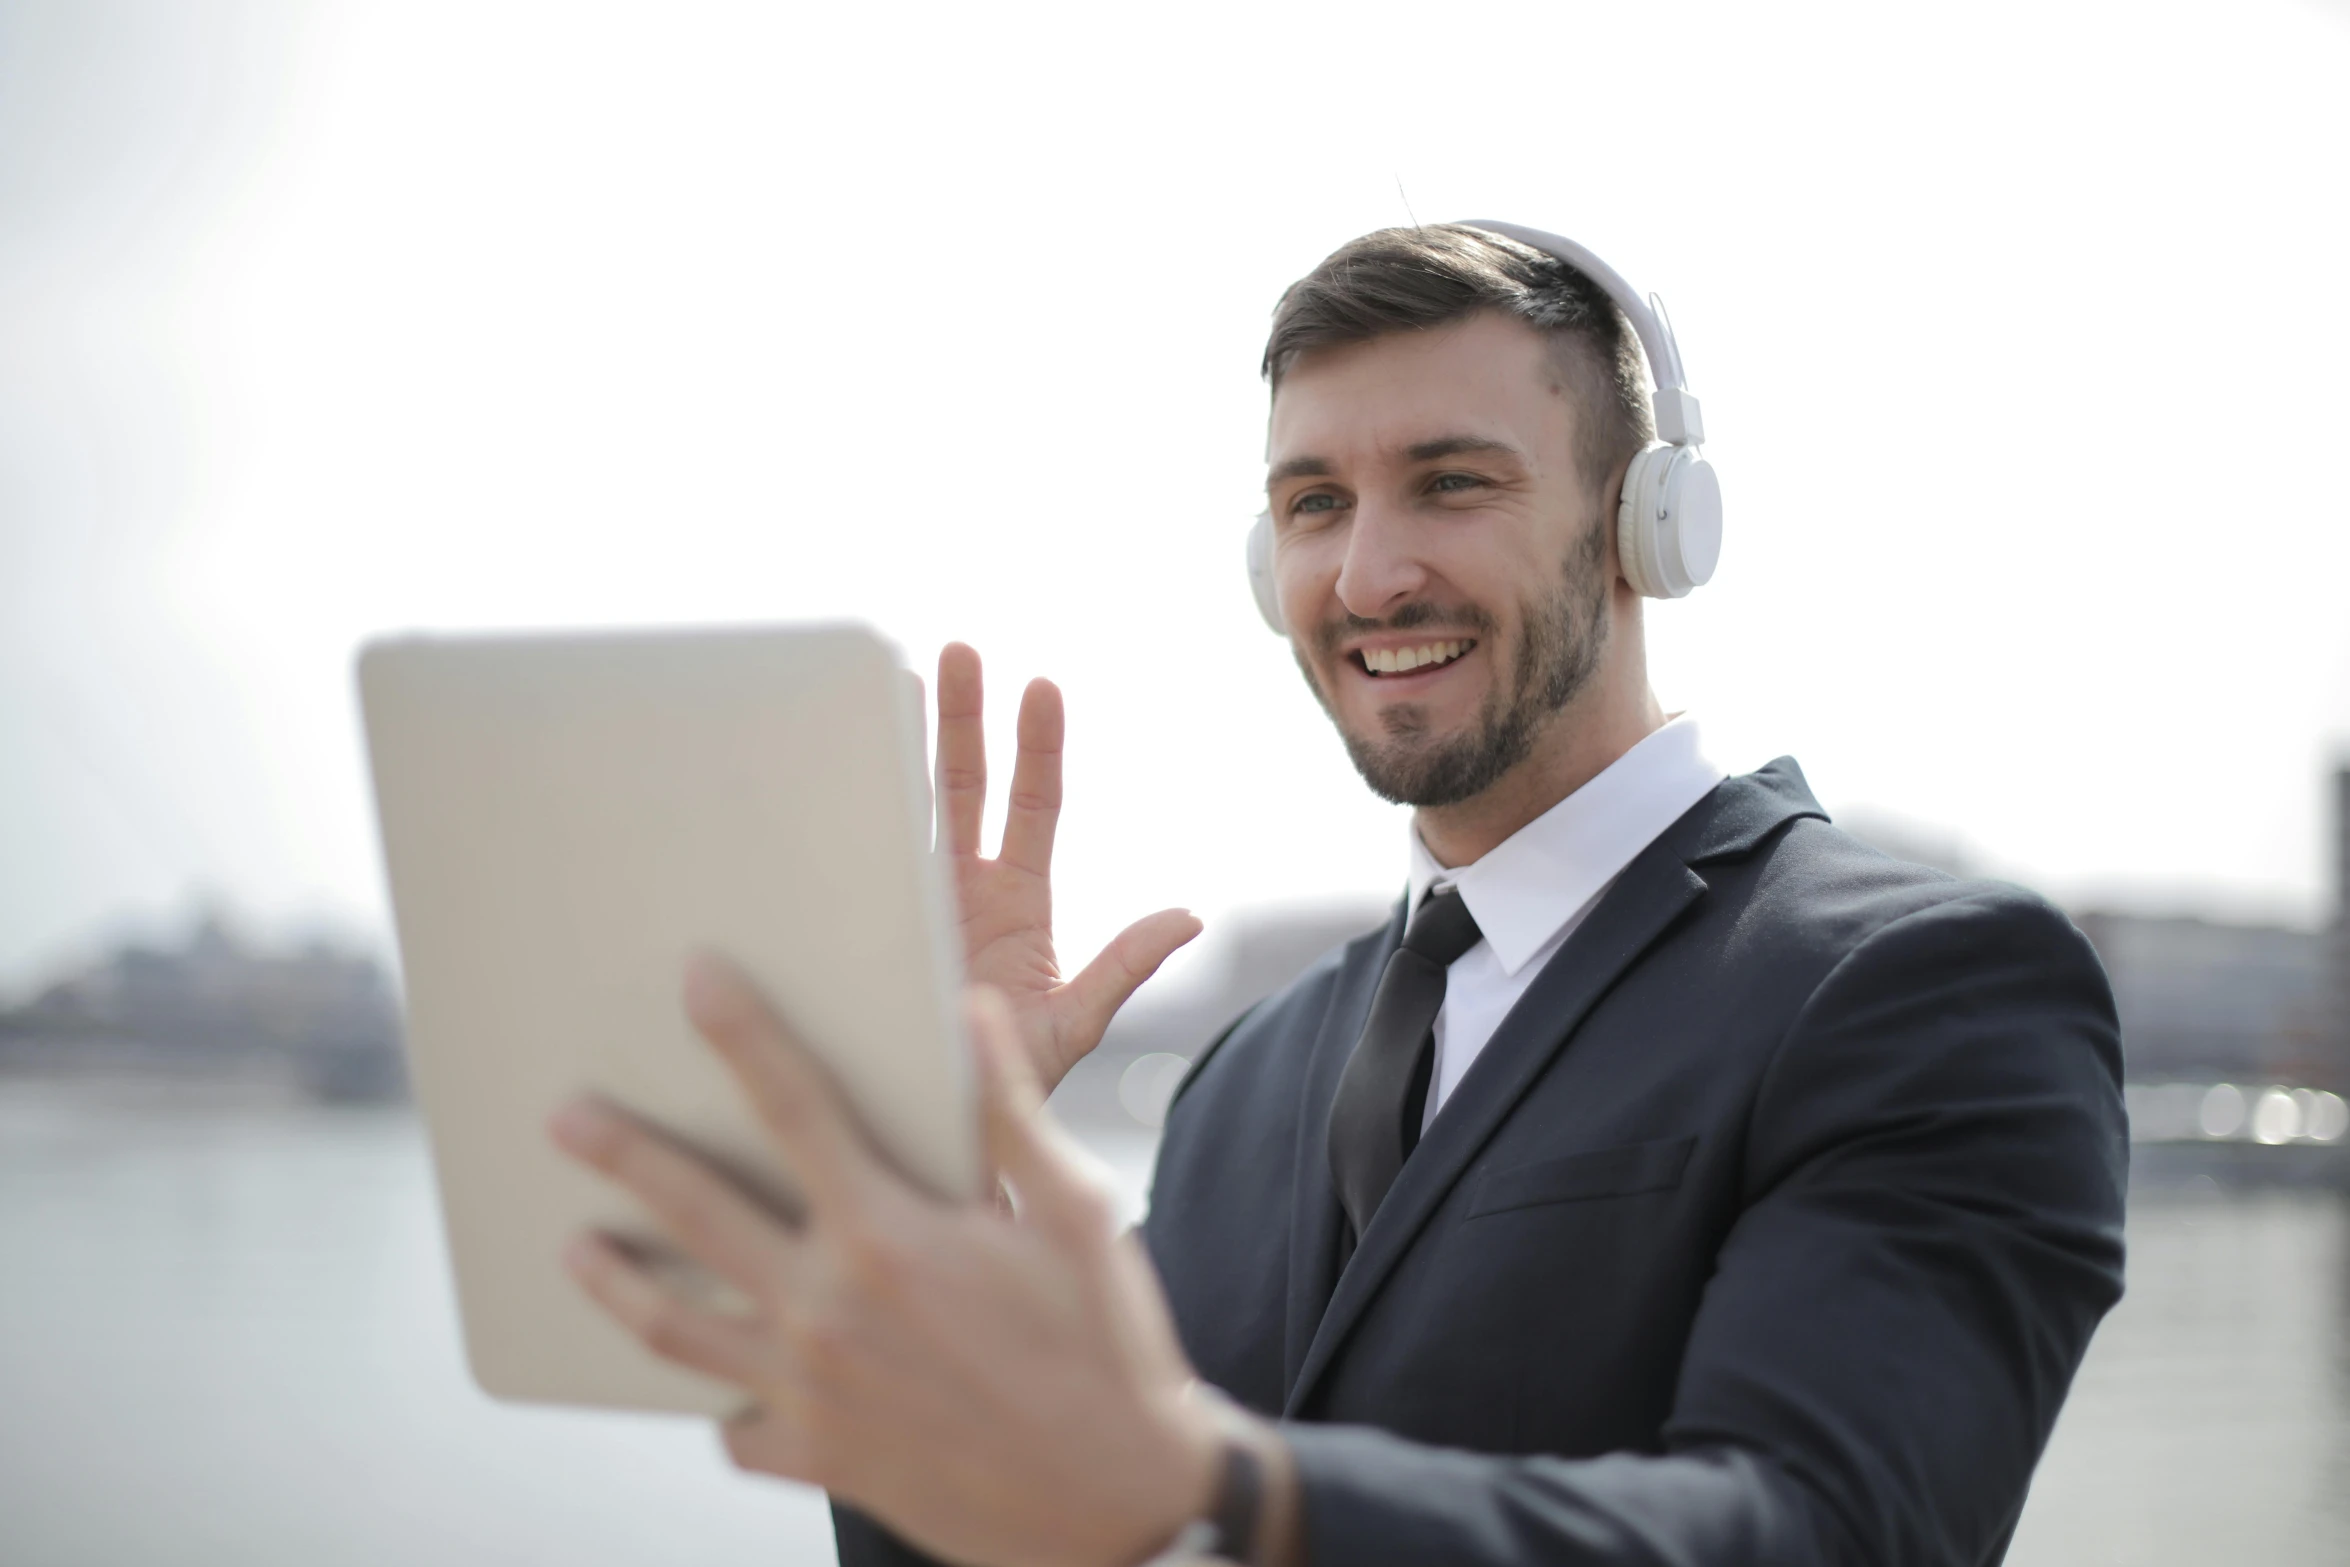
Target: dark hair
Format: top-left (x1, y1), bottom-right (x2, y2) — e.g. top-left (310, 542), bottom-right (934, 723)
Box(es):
top-left (1261, 224), bottom-right (1655, 498)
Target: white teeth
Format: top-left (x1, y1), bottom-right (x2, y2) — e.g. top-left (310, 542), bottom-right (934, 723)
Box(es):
top-left (1362, 640), bottom-right (1469, 675)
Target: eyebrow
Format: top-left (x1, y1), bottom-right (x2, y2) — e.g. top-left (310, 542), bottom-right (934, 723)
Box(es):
top-left (1265, 435), bottom-right (1525, 490)
top-left (1265, 455), bottom-right (1332, 486)
top-left (1404, 435), bottom-right (1524, 464)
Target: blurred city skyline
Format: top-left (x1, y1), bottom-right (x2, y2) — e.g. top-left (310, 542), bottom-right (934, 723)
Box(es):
top-left (5, 0), bottom-right (2350, 996)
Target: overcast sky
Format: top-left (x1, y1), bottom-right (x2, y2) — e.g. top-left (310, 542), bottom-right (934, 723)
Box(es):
top-left (4, 0), bottom-right (2348, 994)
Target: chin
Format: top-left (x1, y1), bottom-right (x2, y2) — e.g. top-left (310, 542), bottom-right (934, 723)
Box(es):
top-left (1336, 718), bottom-right (1513, 809)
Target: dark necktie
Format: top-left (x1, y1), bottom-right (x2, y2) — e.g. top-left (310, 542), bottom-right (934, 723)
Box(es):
top-left (1327, 886), bottom-right (1484, 1253)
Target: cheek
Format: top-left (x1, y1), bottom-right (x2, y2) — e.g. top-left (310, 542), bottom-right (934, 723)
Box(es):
top-left (1274, 533), bottom-right (1341, 631)
top-left (1417, 543), bottom-right (1528, 631)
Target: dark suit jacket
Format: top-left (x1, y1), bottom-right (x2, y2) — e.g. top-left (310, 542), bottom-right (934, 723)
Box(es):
top-left (835, 760), bottom-right (2128, 1566)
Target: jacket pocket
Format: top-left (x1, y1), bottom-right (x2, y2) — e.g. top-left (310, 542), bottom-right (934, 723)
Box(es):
top-left (1467, 1136), bottom-right (1697, 1217)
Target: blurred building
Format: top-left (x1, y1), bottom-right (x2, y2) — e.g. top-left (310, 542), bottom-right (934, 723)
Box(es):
top-left (1842, 772), bottom-right (2350, 1093)
top-left (0, 912), bottom-right (406, 1101)
top-left (2070, 912), bottom-right (2333, 1087)
top-left (2072, 764), bottom-right (2349, 1092)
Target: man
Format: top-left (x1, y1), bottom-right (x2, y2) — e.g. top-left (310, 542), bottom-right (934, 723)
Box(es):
top-left (549, 223), bottom-right (2129, 1565)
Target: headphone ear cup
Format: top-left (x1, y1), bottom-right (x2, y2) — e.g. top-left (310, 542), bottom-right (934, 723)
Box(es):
top-left (1616, 444), bottom-right (1723, 599)
top-left (1245, 511), bottom-right (1285, 633)
top-left (1616, 445), bottom-right (1670, 599)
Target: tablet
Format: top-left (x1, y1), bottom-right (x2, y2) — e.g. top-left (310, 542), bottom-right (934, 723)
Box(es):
top-left (358, 622), bottom-right (977, 1416)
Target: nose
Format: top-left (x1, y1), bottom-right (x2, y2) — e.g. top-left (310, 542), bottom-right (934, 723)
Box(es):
top-left (1332, 498), bottom-right (1429, 621)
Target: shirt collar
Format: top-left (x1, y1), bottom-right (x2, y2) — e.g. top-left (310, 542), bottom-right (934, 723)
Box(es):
top-left (1406, 715), bottom-right (1728, 977)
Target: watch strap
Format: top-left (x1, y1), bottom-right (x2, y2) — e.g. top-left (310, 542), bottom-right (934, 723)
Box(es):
top-left (1209, 1436), bottom-right (1265, 1563)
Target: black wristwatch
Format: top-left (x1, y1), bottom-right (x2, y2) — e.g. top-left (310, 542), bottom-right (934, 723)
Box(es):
top-left (1133, 1437), bottom-right (1265, 1565)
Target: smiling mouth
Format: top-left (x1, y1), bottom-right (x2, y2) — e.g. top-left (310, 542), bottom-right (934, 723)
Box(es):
top-left (1349, 639), bottom-right (1476, 677)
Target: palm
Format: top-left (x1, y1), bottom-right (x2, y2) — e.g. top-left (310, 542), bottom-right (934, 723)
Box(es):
top-left (930, 644), bottom-right (1199, 1095)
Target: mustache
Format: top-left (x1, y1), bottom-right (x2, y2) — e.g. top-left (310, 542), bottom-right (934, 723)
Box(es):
top-left (1311, 601), bottom-right (1498, 661)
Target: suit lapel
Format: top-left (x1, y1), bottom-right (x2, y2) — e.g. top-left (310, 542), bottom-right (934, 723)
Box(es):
top-left (1277, 759), bottom-right (1828, 1416)
top-left (1282, 843), bottom-right (1706, 1417)
top-left (1282, 900), bottom-right (1405, 1397)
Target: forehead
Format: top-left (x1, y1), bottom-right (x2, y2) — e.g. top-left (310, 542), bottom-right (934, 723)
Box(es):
top-left (1266, 311), bottom-right (1575, 471)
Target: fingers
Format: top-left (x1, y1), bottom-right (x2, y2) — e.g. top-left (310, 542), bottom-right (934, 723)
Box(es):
top-left (563, 1232), bottom-right (769, 1387)
top-left (933, 646), bottom-right (1063, 875)
top-left (996, 677), bottom-right (1064, 878)
top-left (1060, 908), bottom-right (1205, 1050)
top-left (934, 642), bottom-right (986, 858)
top-left (969, 989), bottom-right (1118, 1248)
top-left (549, 1097), bottom-right (798, 1298)
top-left (683, 951), bottom-right (888, 1222)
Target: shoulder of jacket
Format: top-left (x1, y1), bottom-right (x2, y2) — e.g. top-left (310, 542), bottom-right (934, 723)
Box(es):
top-left (1730, 817), bottom-right (2090, 965)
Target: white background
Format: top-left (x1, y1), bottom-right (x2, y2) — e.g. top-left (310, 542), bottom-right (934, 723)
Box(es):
top-left (4, 0), bottom-right (2348, 990)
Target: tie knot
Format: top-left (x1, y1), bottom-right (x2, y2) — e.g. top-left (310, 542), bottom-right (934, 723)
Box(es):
top-left (1402, 885), bottom-right (1483, 967)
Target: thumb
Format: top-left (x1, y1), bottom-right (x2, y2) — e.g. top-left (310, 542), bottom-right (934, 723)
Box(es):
top-left (1060, 908), bottom-right (1204, 1050)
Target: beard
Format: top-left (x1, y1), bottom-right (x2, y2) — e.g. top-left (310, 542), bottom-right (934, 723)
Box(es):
top-left (1297, 521), bottom-right (1610, 808)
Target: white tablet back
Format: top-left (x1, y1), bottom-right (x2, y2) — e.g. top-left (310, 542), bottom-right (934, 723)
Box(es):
top-left (359, 623), bottom-right (975, 1416)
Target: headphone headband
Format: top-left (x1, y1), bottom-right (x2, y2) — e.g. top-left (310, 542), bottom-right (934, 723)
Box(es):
top-left (1456, 219), bottom-right (1703, 447)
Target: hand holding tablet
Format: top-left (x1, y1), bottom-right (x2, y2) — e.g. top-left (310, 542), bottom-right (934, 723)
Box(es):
top-left (544, 967), bottom-right (1230, 1567)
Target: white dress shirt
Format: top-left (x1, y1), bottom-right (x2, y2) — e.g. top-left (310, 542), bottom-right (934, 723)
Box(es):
top-left (1407, 716), bottom-right (1727, 1130)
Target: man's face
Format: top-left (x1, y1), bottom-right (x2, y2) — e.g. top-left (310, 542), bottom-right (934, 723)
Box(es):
top-left (1265, 311), bottom-right (1616, 808)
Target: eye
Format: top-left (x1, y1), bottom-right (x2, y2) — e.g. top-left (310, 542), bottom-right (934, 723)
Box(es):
top-left (1429, 472), bottom-right (1484, 494)
top-left (1291, 491), bottom-right (1342, 516)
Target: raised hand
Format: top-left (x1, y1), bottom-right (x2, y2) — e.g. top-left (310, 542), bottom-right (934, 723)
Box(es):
top-left (930, 643), bottom-right (1201, 1095)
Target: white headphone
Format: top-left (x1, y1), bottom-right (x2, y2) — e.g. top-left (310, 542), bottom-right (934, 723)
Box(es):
top-left (1246, 220), bottom-right (1722, 634)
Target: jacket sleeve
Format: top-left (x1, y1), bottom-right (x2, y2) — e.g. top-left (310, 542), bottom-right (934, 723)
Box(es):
top-left (1284, 887), bottom-right (2130, 1567)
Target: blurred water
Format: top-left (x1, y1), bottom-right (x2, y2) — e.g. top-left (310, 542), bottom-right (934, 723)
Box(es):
top-left (1, 1081), bottom-right (2344, 1565)
top-left (2008, 1182), bottom-right (2350, 1565)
